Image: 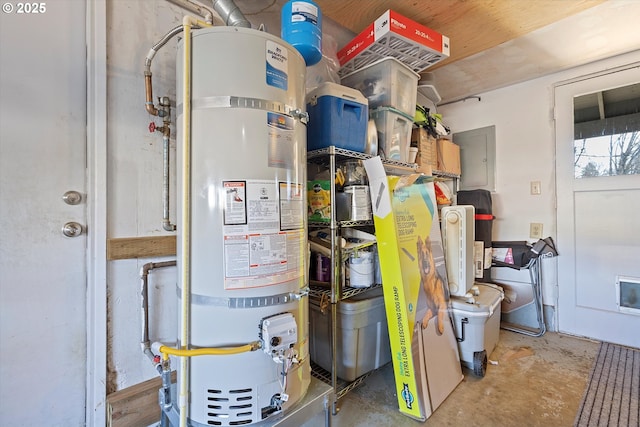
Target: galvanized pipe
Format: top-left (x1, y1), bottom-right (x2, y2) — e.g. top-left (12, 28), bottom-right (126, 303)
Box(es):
top-left (140, 260), bottom-right (177, 359)
top-left (162, 133), bottom-right (177, 231)
top-left (211, 0), bottom-right (251, 27)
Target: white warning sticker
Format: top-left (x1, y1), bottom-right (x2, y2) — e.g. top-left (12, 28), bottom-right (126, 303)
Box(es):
top-left (222, 179), bottom-right (305, 289)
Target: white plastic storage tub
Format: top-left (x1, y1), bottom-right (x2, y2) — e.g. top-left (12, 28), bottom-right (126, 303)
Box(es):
top-left (340, 57), bottom-right (419, 117)
top-left (450, 283), bottom-right (504, 377)
top-left (309, 287), bottom-right (391, 381)
top-left (370, 107), bottom-right (413, 163)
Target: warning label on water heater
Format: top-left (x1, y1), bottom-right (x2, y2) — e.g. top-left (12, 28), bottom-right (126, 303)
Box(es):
top-left (266, 40), bottom-right (288, 90)
top-left (267, 113), bottom-right (295, 169)
top-left (222, 179), bottom-right (305, 289)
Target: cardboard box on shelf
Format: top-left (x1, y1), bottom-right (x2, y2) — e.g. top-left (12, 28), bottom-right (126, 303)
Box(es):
top-left (337, 10), bottom-right (450, 77)
top-left (436, 138), bottom-right (461, 176)
top-left (411, 128), bottom-right (437, 174)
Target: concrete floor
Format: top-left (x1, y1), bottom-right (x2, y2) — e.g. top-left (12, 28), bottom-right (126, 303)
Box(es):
top-left (302, 330), bottom-right (599, 427)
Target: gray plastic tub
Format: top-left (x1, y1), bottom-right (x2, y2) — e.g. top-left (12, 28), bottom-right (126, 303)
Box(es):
top-left (309, 287), bottom-right (391, 381)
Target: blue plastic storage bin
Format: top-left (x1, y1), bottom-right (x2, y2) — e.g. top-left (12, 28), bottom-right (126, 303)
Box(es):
top-left (306, 82), bottom-right (368, 152)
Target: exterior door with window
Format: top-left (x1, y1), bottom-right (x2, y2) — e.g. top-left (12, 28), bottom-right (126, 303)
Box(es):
top-left (555, 65), bottom-right (640, 348)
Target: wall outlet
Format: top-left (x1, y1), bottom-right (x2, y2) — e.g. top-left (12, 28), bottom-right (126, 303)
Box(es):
top-left (530, 181), bottom-right (541, 195)
top-left (530, 222), bottom-right (543, 239)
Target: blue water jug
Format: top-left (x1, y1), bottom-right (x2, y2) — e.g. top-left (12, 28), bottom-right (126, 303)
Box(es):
top-left (281, 0), bottom-right (322, 66)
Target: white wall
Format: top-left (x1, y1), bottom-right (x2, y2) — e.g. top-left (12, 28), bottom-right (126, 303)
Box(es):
top-left (106, 0), bottom-right (183, 391)
top-left (438, 49), bottom-right (640, 319)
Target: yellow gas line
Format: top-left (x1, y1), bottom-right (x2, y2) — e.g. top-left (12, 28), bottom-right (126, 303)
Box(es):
top-left (158, 341), bottom-right (262, 360)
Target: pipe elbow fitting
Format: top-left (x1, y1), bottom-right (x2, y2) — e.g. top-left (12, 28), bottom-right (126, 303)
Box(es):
top-left (163, 222), bottom-right (177, 232)
top-left (152, 341), bottom-right (165, 355)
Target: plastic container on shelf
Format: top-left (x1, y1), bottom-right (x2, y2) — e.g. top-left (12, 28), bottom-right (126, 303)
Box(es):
top-left (343, 185), bottom-right (371, 222)
top-left (340, 160), bottom-right (368, 186)
top-left (370, 107), bottom-right (413, 163)
top-left (340, 57), bottom-right (419, 117)
top-left (309, 287), bottom-right (391, 381)
top-left (306, 82), bottom-right (369, 152)
top-left (314, 253), bottom-right (330, 282)
top-left (346, 249), bottom-right (374, 288)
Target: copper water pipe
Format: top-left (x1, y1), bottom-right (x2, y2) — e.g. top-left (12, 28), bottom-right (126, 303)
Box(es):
top-left (145, 74), bottom-right (159, 116)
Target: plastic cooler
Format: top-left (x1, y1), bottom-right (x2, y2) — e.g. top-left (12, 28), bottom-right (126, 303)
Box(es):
top-left (309, 287), bottom-right (391, 381)
top-left (450, 283), bottom-right (504, 377)
top-left (306, 82), bottom-right (369, 152)
top-left (370, 107), bottom-right (413, 163)
top-left (340, 57), bottom-right (419, 117)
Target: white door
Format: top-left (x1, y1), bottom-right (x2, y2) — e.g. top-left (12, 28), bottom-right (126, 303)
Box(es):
top-left (0, 2), bottom-right (89, 425)
top-left (555, 65), bottom-right (640, 348)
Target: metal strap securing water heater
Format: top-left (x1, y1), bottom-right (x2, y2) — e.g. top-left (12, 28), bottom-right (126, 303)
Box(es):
top-left (186, 287), bottom-right (309, 308)
top-left (184, 95), bottom-right (309, 123)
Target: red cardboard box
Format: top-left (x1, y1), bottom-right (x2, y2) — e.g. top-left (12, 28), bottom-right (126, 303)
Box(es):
top-left (338, 10), bottom-right (450, 77)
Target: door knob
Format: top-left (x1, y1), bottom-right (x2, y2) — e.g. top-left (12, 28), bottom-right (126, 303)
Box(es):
top-left (62, 190), bottom-right (82, 205)
top-left (62, 222), bottom-right (84, 237)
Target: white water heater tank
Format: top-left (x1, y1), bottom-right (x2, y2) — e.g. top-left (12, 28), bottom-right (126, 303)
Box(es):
top-left (176, 26), bottom-right (310, 426)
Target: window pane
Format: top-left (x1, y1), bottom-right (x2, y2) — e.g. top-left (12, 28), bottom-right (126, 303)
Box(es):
top-left (573, 83), bottom-right (640, 179)
top-left (574, 131), bottom-right (640, 178)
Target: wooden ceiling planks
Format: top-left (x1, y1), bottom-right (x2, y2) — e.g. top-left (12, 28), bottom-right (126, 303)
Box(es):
top-left (315, 0), bottom-right (606, 68)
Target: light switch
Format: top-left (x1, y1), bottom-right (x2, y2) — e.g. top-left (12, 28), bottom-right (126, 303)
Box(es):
top-left (530, 181), bottom-right (541, 195)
